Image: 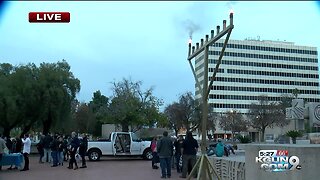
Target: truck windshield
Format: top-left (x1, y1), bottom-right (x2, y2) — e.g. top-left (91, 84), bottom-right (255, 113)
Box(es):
top-left (131, 133), bottom-right (140, 142)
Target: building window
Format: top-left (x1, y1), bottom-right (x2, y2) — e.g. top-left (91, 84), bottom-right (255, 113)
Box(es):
top-left (208, 50), bottom-right (318, 63)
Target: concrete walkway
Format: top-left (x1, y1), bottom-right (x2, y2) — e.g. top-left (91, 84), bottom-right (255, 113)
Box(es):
top-left (0, 155), bottom-right (198, 180)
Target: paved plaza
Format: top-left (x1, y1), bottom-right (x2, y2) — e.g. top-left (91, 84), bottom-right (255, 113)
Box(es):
top-left (0, 155), bottom-right (193, 180)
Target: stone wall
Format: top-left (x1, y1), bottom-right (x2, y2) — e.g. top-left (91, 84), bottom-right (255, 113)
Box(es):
top-left (308, 133), bottom-right (320, 144)
top-left (208, 156), bottom-right (245, 180)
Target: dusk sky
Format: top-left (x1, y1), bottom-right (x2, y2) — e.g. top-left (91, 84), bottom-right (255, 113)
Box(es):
top-left (1, 1), bottom-right (320, 108)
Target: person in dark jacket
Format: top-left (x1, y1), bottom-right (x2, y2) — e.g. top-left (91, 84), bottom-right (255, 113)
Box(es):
top-left (50, 135), bottom-right (59, 167)
top-left (79, 134), bottom-right (88, 168)
top-left (67, 132), bottom-right (80, 170)
top-left (7, 138), bottom-right (19, 170)
top-left (157, 131), bottom-right (173, 179)
top-left (225, 144), bottom-right (235, 156)
top-left (15, 136), bottom-right (23, 153)
top-left (36, 135), bottom-right (45, 163)
top-left (5, 136), bottom-right (12, 153)
top-left (63, 135), bottom-right (69, 161)
top-left (43, 133), bottom-right (53, 163)
top-left (180, 132), bottom-right (199, 179)
top-left (57, 136), bottom-right (65, 166)
top-left (11, 138), bottom-right (17, 154)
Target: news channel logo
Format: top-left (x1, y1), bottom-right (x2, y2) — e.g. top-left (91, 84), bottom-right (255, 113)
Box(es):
top-left (255, 150), bottom-right (302, 172)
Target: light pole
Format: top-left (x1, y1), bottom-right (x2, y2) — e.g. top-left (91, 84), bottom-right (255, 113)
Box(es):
top-left (256, 115), bottom-right (261, 142)
top-left (187, 12), bottom-right (234, 180)
top-left (230, 109), bottom-right (236, 141)
top-left (220, 112), bottom-right (226, 140)
top-left (224, 116), bottom-right (227, 139)
top-left (230, 109), bottom-right (233, 141)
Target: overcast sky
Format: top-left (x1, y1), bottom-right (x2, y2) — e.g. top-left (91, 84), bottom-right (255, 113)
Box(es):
top-left (0, 1), bottom-right (320, 107)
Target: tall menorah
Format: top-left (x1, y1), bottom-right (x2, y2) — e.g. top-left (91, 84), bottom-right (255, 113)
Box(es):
top-left (186, 12), bottom-right (234, 180)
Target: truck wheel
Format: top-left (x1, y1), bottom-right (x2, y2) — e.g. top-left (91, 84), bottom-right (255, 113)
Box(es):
top-left (88, 149), bottom-right (101, 161)
top-left (143, 149), bottom-right (153, 160)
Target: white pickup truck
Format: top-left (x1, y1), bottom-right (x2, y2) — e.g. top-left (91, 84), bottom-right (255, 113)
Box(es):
top-left (87, 132), bottom-right (153, 161)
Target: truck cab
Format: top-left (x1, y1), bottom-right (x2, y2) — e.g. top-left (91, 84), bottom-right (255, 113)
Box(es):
top-left (87, 132), bottom-right (152, 161)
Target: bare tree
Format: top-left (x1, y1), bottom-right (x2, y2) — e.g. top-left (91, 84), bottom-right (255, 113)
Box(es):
top-left (164, 102), bottom-right (183, 136)
top-left (219, 110), bottom-right (248, 140)
top-left (248, 95), bottom-right (288, 142)
top-left (193, 104), bottom-right (217, 137)
top-left (177, 92), bottom-right (196, 131)
top-left (164, 92), bottom-right (206, 135)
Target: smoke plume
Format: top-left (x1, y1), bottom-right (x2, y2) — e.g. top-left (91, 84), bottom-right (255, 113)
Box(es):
top-left (226, 1), bottom-right (237, 11)
top-left (183, 19), bottom-right (201, 40)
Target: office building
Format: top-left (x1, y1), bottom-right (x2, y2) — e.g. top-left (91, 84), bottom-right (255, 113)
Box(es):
top-left (194, 39), bottom-right (319, 141)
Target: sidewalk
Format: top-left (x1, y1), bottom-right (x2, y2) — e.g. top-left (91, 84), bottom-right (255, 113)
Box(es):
top-left (0, 155), bottom-right (199, 180)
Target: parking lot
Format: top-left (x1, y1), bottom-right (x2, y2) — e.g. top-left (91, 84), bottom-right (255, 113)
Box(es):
top-left (0, 155), bottom-right (188, 180)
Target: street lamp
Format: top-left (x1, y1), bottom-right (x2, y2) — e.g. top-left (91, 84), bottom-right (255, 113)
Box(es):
top-left (224, 115), bottom-right (227, 140)
top-left (256, 115), bottom-right (261, 142)
top-left (230, 109), bottom-right (236, 141)
top-left (187, 12), bottom-right (234, 180)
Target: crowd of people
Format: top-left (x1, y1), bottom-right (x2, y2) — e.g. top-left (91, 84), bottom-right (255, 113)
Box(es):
top-left (0, 131), bottom-right (88, 172)
top-left (0, 133), bottom-right (30, 171)
top-left (152, 132), bottom-right (236, 179)
top-left (152, 131), bottom-right (199, 179)
top-left (1, 130), bottom-right (236, 178)
top-left (37, 132), bottom-right (88, 170)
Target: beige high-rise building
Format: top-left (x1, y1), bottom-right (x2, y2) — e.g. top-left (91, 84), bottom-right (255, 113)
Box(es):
top-left (194, 39), bottom-right (319, 141)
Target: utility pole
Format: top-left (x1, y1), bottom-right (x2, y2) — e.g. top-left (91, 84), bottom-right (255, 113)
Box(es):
top-left (186, 12), bottom-right (234, 180)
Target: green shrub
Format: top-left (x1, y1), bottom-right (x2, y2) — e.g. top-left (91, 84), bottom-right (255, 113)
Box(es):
top-left (237, 135), bottom-right (251, 143)
top-left (285, 130), bottom-right (303, 138)
top-left (286, 130), bottom-right (303, 144)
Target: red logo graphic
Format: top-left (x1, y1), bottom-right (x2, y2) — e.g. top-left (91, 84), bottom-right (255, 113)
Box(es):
top-left (29, 12), bottom-right (70, 23)
top-left (276, 150), bottom-right (288, 156)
